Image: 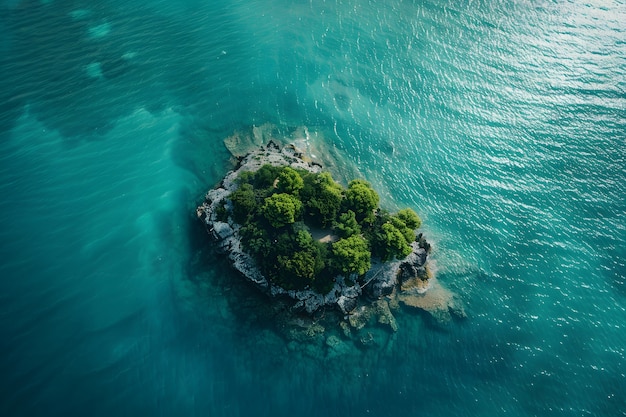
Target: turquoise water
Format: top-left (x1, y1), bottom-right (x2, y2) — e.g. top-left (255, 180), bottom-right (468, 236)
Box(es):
top-left (1, 0), bottom-right (625, 416)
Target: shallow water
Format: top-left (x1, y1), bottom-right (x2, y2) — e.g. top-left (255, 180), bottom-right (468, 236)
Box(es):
top-left (1, 0), bottom-right (625, 416)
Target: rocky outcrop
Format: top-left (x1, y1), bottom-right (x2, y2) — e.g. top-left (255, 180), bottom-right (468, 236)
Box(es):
top-left (197, 141), bottom-right (438, 317)
top-left (397, 275), bottom-right (467, 324)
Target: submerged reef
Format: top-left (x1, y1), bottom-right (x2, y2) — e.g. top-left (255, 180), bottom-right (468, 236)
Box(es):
top-left (197, 131), bottom-right (464, 332)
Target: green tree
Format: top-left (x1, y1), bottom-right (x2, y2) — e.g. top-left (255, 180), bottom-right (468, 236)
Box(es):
top-left (335, 210), bottom-right (361, 238)
top-left (253, 164), bottom-right (282, 189)
top-left (302, 172), bottom-right (344, 227)
top-left (271, 229), bottom-right (326, 289)
top-left (236, 170), bottom-right (256, 186)
top-left (396, 208), bottom-right (421, 230)
top-left (262, 193), bottom-right (303, 228)
top-left (332, 235), bottom-right (371, 275)
top-left (278, 251), bottom-right (317, 284)
top-left (374, 222), bottom-right (412, 261)
top-left (294, 229), bottom-right (314, 249)
top-left (389, 215), bottom-right (416, 245)
top-left (276, 167), bottom-right (304, 195)
top-left (344, 179), bottom-right (379, 224)
top-left (229, 183), bottom-right (256, 223)
top-left (239, 222), bottom-right (270, 258)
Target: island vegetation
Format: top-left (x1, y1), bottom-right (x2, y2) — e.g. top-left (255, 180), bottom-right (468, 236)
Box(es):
top-left (198, 140), bottom-right (464, 322)
top-left (221, 163), bottom-right (424, 294)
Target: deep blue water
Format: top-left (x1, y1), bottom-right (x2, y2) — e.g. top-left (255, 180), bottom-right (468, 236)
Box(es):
top-left (1, 0), bottom-right (625, 416)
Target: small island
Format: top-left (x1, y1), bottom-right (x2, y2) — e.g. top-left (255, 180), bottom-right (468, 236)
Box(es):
top-left (197, 140), bottom-right (463, 325)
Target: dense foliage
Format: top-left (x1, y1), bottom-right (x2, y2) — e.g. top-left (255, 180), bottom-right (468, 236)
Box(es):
top-left (228, 164), bottom-right (422, 293)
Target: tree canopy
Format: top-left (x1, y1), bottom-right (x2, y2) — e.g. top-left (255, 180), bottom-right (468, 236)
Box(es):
top-left (331, 235), bottom-right (371, 276)
top-left (262, 192), bottom-right (302, 228)
top-left (276, 167), bottom-right (304, 194)
top-left (335, 210), bottom-right (361, 238)
top-left (227, 163), bottom-right (423, 293)
top-left (301, 171), bottom-right (343, 227)
top-left (229, 183), bottom-right (256, 223)
top-left (375, 221), bottom-right (413, 261)
top-left (343, 179), bottom-right (379, 224)
top-left (396, 208), bottom-right (421, 230)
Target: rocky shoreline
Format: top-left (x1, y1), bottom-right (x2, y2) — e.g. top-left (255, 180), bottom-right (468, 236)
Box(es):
top-left (197, 140), bottom-right (465, 324)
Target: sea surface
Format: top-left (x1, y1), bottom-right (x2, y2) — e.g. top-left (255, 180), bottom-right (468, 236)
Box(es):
top-left (1, 0), bottom-right (625, 416)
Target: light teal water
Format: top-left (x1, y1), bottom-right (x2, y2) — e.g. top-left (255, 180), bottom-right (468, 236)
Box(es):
top-left (1, 0), bottom-right (625, 416)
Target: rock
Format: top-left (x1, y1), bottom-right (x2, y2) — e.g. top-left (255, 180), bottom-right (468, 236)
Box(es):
top-left (223, 124), bottom-right (275, 157)
top-left (339, 321), bottom-right (352, 338)
top-left (335, 279), bottom-right (361, 314)
top-left (230, 251), bottom-right (268, 287)
top-left (212, 221), bottom-right (233, 240)
top-left (358, 331), bottom-right (382, 348)
top-left (288, 322), bottom-right (325, 343)
top-left (364, 260), bottom-right (401, 298)
top-left (325, 334), bottom-right (342, 348)
top-left (348, 306), bottom-right (372, 330)
top-left (337, 295), bottom-right (358, 314)
top-left (373, 300), bottom-right (398, 332)
top-left (304, 293), bottom-right (325, 314)
top-left (387, 290), bottom-right (400, 310)
top-left (398, 243), bottom-right (428, 285)
top-left (397, 275), bottom-right (464, 324)
top-left (325, 335), bottom-right (351, 358)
